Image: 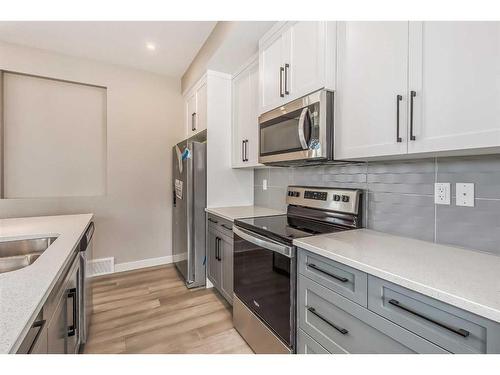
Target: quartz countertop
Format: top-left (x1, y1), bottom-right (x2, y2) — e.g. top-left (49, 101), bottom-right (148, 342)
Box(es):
top-left (205, 205), bottom-right (285, 222)
top-left (0, 214), bottom-right (93, 353)
top-left (293, 229), bottom-right (500, 324)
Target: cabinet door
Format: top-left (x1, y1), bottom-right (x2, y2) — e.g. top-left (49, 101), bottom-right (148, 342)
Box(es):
top-left (335, 22), bottom-right (409, 159)
top-left (246, 61), bottom-right (261, 166)
top-left (30, 325), bottom-right (48, 354)
top-left (408, 22), bottom-right (500, 154)
top-left (207, 229), bottom-right (221, 288)
top-left (259, 31), bottom-right (285, 113)
top-left (232, 66), bottom-right (251, 167)
top-left (220, 236), bottom-right (234, 304)
top-left (47, 296), bottom-right (66, 354)
top-left (232, 59), bottom-right (261, 168)
top-left (185, 91), bottom-right (197, 136)
top-left (286, 21), bottom-right (327, 101)
top-left (195, 81), bottom-right (207, 134)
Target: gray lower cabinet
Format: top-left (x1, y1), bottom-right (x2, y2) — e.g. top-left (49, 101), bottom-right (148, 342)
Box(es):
top-left (18, 251), bottom-right (81, 354)
top-left (297, 328), bottom-right (330, 354)
top-left (207, 228), bottom-right (221, 289)
top-left (207, 214), bottom-right (234, 305)
top-left (219, 234), bottom-right (234, 304)
top-left (368, 276), bottom-right (500, 354)
top-left (47, 294), bottom-right (67, 353)
top-left (298, 275), bottom-right (447, 354)
top-left (298, 250), bottom-right (368, 307)
top-left (297, 247), bottom-right (500, 354)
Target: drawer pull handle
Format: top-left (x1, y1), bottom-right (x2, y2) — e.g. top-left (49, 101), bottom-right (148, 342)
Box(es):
top-left (221, 224), bottom-right (233, 231)
top-left (388, 299), bottom-right (470, 338)
top-left (307, 263), bottom-right (349, 283)
top-left (208, 218), bottom-right (218, 224)
top-left (307, 306), bottom-right (348, 335)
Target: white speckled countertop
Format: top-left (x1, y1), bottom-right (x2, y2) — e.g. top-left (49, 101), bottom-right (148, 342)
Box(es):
top-left (205, 205), bottom-right (285, 222)
top-left (0, 214), bottom-right (93, 353)
top-left (294, 229), bottom-right (500, 324)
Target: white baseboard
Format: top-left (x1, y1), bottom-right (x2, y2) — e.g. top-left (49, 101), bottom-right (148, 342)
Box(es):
top-left (114, 255), bottom-right (173, 274)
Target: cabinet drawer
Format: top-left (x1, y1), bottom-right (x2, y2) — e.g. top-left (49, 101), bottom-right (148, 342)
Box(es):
top-left (207, 214), bottom-right (233, 238)
top-left (298, 250), bottom-right (368, 306)
top-left (368, 276), bottom-right (500, 353)
top-left (298, 275), bottom-right (448, 354)
top-left (297, 328), bottom-right (330, 354)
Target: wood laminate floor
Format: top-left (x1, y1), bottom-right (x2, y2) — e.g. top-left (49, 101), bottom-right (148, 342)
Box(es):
top-left (83, 264), bottom-right (253, 354)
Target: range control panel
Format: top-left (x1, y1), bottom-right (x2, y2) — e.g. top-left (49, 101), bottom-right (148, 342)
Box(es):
top-left (286, 186), bottom-right (361, 214)
top-left (304, 190), bottom-right (328, 201)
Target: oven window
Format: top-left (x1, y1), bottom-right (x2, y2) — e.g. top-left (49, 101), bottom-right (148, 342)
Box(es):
top-left (233, 233), bottom-right (293, 346)
top-left (260, 103), bottom-right (319, 156)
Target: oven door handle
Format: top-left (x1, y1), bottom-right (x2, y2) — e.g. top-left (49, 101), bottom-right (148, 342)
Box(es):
top-left (298, 107), bottom-right (311, 150)
top-left (233, 226), bottom-right (293, 258)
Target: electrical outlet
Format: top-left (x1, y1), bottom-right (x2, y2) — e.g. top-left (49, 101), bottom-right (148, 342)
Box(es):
top-left (456, 183), bottom-right (474, 207)
top-left (262, 179), bottom-right (268, 191)
top-left (434, 183), bottom-right (450, 205)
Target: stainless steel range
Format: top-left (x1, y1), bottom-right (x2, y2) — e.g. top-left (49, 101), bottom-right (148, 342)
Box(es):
top-left (232, 186), bottom-right (363, 354)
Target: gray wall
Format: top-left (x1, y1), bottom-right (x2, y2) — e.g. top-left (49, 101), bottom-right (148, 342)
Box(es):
top-left (254, 155), bottom-right (500, 256)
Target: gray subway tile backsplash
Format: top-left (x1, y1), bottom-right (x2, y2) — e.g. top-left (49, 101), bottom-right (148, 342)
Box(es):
top-left (436, 199), bottom-right (500, 256)
top-left (437, 155), bottom-right (500, 199)
top-left (367, 192), bottom-right (435, 242)
top-left (254, 155), bottom-right (500, 257)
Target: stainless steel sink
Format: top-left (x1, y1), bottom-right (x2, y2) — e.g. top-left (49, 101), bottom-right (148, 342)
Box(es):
top-left (0, 236), bottom-right (58, 274)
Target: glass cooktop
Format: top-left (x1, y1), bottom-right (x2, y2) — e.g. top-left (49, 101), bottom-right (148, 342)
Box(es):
top-left (234, 214), bottom-right (349, 245)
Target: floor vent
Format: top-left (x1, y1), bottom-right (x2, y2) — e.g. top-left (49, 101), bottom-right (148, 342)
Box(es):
top-left (89, 257), bottom-right (114, 277)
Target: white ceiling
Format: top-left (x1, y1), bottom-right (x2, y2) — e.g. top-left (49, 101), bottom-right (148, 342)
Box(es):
top-left (0, 21), bottom-right (217, 77)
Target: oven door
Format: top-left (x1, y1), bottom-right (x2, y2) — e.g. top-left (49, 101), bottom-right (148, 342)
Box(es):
top-left (233, 225), bottom-right (296, 348)
top-left (258, 89), bottom-right (332, 164)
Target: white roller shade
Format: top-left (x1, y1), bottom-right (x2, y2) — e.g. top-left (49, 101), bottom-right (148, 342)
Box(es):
top-left (2, 72), bottom-right (107, 198)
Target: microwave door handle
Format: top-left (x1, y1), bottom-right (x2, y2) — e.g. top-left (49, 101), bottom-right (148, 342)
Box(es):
top-left (298, 107), bottom-right (311, 150)
top-left (233, 226), bottom-right (292, 258)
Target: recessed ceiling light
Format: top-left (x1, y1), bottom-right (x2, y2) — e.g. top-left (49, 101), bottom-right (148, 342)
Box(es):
top-left (146, 42), bottom-right (156, 51)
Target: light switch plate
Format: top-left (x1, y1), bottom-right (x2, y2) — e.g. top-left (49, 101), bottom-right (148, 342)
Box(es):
top-left (434, 183), bottom-right (451, 205)
top-left (262, 179), bottom-right (268, 191)
top-left (456, 183), bottom-right (474, 207)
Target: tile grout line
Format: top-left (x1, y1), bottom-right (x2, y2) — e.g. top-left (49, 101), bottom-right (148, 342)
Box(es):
top-left (434, 157), bottom-right (438, 243)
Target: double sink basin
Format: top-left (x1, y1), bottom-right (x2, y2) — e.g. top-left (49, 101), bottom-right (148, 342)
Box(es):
top-left (0, 236), bottom-right (58, 274)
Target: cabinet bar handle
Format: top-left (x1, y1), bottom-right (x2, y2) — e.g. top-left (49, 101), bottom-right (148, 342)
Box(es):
top-left (388, 299), bottom-right (469, 338)
top-left (208, 218), bottom-right (218, 224)
top-left (396, 94), bottom-right (403, 143)
top-left (67, 287), bottom-right (77, 337)
top-left (244, 140), bottom-right (248, 162)
top-left (307, 263), bottom-right (349, 283)
top-left (191, 112), bottom-right (197, 132)
top-left (221, 224), bottom-right (233, 231)
top-left (409, 91), bottom-right (416, 141)
top-left (215, 237), bottom-right (220, 261)
top-left (242, 140), bottom-right (245, 162)
top-left (307, 306), bottom-right (348, 335)
top-left (279, 66), bottom-right (285, 97)
top-left (284, 63), bottom-right (290, 95)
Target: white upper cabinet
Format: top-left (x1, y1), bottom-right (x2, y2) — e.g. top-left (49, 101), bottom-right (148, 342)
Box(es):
top-left (259, 21), bottom-right (335, 114)
top-left (232, 56), bottom-right (261, 168)
top-left (335, 22), bottom-right (410, 159)
top-left (408, 22), bottom-right (500, 154)
top-left (335, 21), bottom-right (500, 160)
top-left (287, 21), bottom-right (329, 102)
top-left (260, 29), bottom-right (286, 113)
top-left (184, 77), bottom-right (207, 137)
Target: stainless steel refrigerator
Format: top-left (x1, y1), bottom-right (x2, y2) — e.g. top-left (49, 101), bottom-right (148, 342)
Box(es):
top-left (172, 130), bottom-right (207, 288)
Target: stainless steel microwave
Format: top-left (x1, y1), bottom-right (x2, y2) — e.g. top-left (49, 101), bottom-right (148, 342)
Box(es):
top-left (258, 89), bottom-right (334, 166)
